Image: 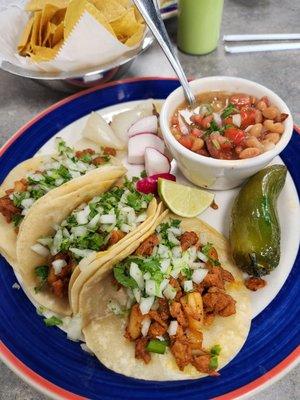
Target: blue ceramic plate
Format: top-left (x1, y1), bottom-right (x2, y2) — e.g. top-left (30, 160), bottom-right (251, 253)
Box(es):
top-left (0, 78), bottom-right (299, 400)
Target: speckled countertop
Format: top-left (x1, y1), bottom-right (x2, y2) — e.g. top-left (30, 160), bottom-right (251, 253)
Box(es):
top-left (0, 0), bottom-right (299, 399)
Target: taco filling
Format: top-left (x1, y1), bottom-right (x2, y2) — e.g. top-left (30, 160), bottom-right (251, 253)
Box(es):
top-left (32, 178), bottom-right (154, 299)
top-left (109, 219), bottom-right (237, 376)
top-left (0, 139), bottom-right (115, 227)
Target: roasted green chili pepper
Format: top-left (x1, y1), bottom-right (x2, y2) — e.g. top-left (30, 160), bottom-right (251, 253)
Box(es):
top-left (229, 165), bottom-right (287, 276)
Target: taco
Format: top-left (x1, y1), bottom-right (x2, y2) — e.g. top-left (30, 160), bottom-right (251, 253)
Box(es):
top-left (16, 174), bottom-right (162, 316)
top-left (0, 139), bottom-right (119, 269)
top-left (77, 214), bottom-right (251, 380)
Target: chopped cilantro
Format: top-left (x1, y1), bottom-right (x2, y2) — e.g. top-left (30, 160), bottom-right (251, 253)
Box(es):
top-left (44, 316), bottom-right (63, 327)
top-left (113, 265), bottom-right (138, 289)
top-left (34, 265), bottom-right (49, 293)
top-left (12, 214), bottom-right (23, 227)
top-left (182, 267), bottom-right (192, 280)
top-left (57, 165), bottom-right (72, 180)
top-left (75, 232), bottom-right (105, 252)
top-left (201, 243), bottom-right (221, 266)
top-left (12, 192), bottom-right (27, 207)
top-left (30, 188), bottom-right (45, 200)
top-left (221, 103), bottom-right (236, 119)
top-left (140, 170), bottom-right (147, 178)
top-left (57, 139), bottom-right (73, 156)
top-left (209, 355), bottom-right (219, 370)
top-left (210, 344), bottom-right (222, 356)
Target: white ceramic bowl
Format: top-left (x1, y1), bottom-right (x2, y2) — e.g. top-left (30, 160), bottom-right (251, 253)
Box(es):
top-left (160, 76), bottom-right (293, 190)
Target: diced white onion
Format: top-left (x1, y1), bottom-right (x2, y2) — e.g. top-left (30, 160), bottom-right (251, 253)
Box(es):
top-left (232, 114), bottom-right (242, 128)
top-left (184, 280), bottom-right (193, 292)
top-left (168, 226), bottom-right (182, 236)
top-left (160, 259), bottom-right (170, 273)
top-left (66, 315), bottom-right (82, 342)
top-left (145, 280), bottom-right (156, 296)
top-left (158, 244), bottom-right (169, 258)
top-left (163, 284), bottom-right (177, 300)
top-left (76, 206), bottom-right (90, 225)
top-left (167, 231), bottom-right (180, 245)
top-left (190, 261), bottom-right (206, 270)
top-left (179, 109), bottom-right (193, 124)
top-left (55, 178), bottom-right (64, 186)
top-left (120, 223), bottom-right (131, 233)
top-left (213, 112), bottom-right (222, 127)
top-left (129, 262), bottom-right (144, 290)
top-left (197, 251), bottom-right (208, 262)
top-left (52, 259), bottom-right (67, 275)
top-left (87, 214), bottom-right (100, 229)
top-left (143, 272), bottom-right (151, 280)
top-left (159, 279), bottom-right (169, 293)
top-left (133, 288), bottom-right (141, 303)
top-left (21, 198), bottom-right (34, 209)
top-left (168, 320), bottom-right (178, 336)
top-left (37, 237), bottom-right (53, 247)
top-left (31, 243), bottom-right (49, 257)
top-left (12, 282), bottom-right (20, 290)
top-left (188, 246), bottom-right (197, 261)
top-left (172, 246), bottom-right (182, 258)
top-left (69, 170), bottom-right (81, 179)
top-left (139, 296), bottom-right (155, 315)
top-left (69, 248), bottom-right (96, 258)
top-left (71, 226), bottom-right (87, 237)
top-left (99, 214), bottom-right (116, 224)
top-left (192, 269), bottom-right (208, 284)
top-left (178, 114), bottom-right (189, 135)
top-left (200, 232), bottom-right (207, 245)
top-left (141, 317), bottom-right (151, 337)
top-left (27, 173), bottom-right (42, 182)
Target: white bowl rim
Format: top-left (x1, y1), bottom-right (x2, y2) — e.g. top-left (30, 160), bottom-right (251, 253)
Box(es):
top-left (160, 76), bottom-right (294, 169)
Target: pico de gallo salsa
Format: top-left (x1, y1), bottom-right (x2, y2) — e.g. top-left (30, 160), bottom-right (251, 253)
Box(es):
top-left (170, 92), bottom-right (289, 160)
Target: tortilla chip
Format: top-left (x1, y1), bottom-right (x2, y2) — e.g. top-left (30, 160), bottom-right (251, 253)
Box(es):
top-left (18, 16), bottom-right (34, 55)
top-left (25, 0), bottom-right (69, 12)
top-left (110, 7), bottom-right (144, 42)
top-left (124, 23), bottom-right (144, 47)
top-left (51, 21), bottom-right (64, 47)
top-left (64, 0), bottom-right (115, 38)
top-left (30, 11), bottom-right (42, 48)
top-left (30, 40), bottom-right (62, 61)
top-left (92, 0), bottom-right (126, 22)
top-left (39, 4), bottom-right (60, 47)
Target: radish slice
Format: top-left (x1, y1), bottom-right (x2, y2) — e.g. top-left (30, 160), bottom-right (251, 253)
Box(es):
top-left (128, 115), bottom-right (158, 137)
top-left (136, 173), bottom-right (176, 194)
top-left (82, 112), bottom-right (124, 150)
top-left (145, 147), bottom-right (170, 176)
top-left (127, 133), bottom-right (165, 164)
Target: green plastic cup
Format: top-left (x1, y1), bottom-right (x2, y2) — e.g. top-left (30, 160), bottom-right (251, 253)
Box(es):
top-left (177, 0), bottom-right (224, 55)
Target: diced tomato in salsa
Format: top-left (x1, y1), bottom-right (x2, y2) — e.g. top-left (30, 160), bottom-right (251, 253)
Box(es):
top-left (170, 91), bottom-right (287, 160)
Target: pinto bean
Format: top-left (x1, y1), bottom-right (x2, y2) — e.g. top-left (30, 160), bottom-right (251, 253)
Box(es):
top-left (191, 138), bottom-right (204, 152)
top-left (264, 132), bottom-right (280, 144)
top-left (256, 100), bottom-right (267, 111)
top-left (255, 110), bottom-right (263, 123)
top-left (262, 106), bottom-right (280, 120)
top-left (244, 136), bottom-right (264, 151)
top-left (249, 123), bottom-right (263, 137)
top-left (238, 147), bottom-right (261, 159)
top-left (263, 120), bottom-right (284, 134)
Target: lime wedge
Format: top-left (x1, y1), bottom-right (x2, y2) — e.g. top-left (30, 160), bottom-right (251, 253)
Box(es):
top-left (158, 179), bottom-right (214, 218)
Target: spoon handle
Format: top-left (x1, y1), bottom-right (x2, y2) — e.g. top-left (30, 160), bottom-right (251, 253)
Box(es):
top-left (133, 0), bottom-right (196, 106)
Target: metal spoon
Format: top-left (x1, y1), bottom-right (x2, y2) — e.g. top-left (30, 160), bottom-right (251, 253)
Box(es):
top-left (133, 0), bottom-right (196, 106)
